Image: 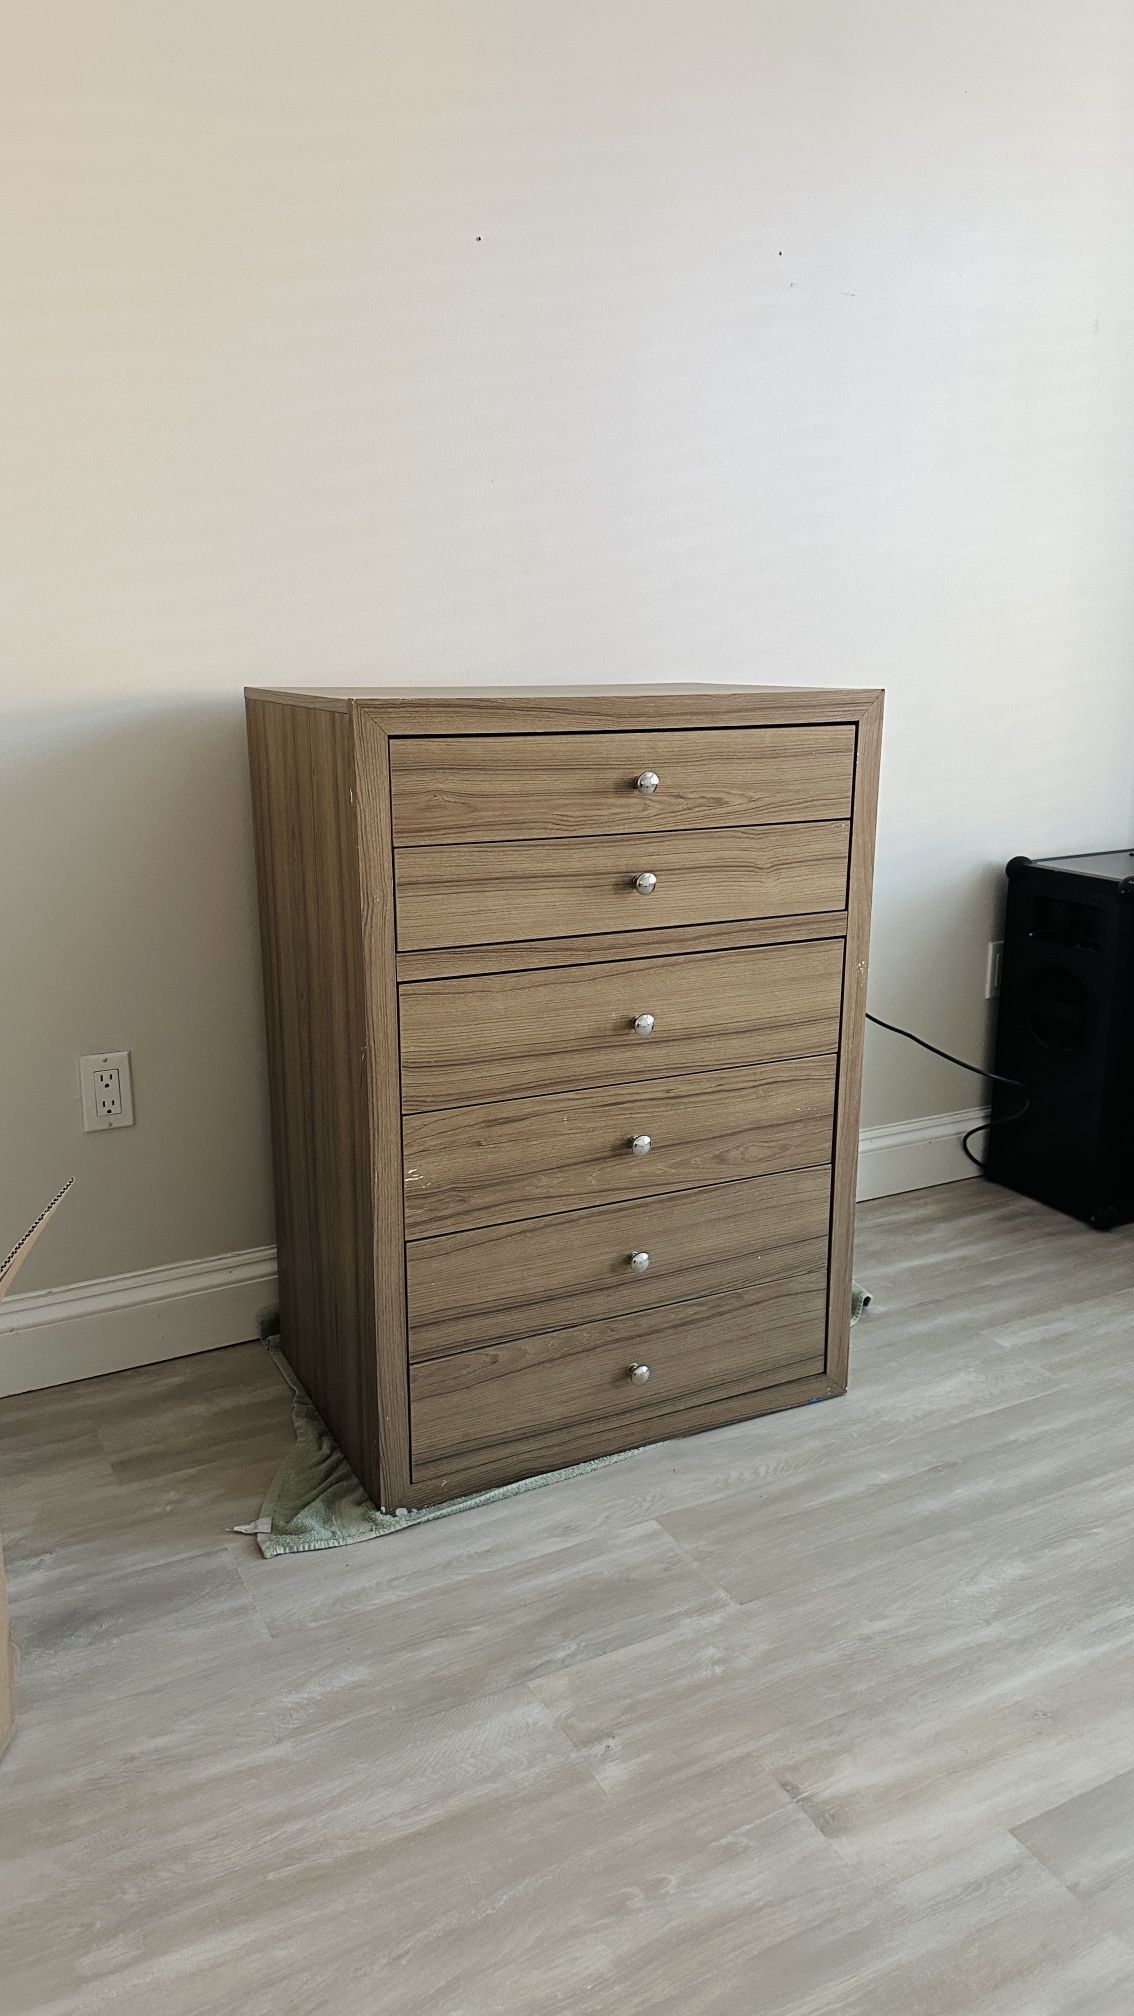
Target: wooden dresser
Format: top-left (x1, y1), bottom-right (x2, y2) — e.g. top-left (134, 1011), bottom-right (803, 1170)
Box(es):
top-left (246, 686), bottom-right (883, 1510)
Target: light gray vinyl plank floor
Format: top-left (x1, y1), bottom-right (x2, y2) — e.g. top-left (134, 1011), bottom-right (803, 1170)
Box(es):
top-left (1014, 1768), bottom-right (1134, 1956)
top-left (2, 1179), bottom-right (1134, 2013)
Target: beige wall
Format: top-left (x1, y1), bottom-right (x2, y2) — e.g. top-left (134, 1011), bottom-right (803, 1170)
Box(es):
top-left (3, 3), bottom-right (1134, 1293)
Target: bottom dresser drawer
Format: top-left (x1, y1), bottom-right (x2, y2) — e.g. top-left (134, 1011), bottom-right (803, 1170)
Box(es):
top-left (410, 1272), bottom-right (829, 1485)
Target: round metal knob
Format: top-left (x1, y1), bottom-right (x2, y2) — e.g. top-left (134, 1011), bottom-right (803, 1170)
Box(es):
top-left (632, 1013), bottom-right (655, 1036)
top-left (635, 771), bottom-right (660, 796)
top-left (634, 872), bottom-right (657, 895)
top-left (629, 1362), bottom-right (651, 1384)
top-left (630, 1134), bottom-right (652, 1157)
top-left (628, 1250), bottom-right (651, 1274)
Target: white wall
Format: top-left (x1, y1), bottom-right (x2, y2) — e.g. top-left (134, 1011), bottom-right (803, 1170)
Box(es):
top-left (3, 2), bottom-right (1134, 1306)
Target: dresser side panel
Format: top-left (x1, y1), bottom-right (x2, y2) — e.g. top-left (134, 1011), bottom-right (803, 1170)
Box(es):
top-left (246, 697), bottom-right (381, 1502)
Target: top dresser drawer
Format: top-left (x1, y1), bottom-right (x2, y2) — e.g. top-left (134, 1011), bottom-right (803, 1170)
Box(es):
top-left (389, 727), bottom-right (855, 845)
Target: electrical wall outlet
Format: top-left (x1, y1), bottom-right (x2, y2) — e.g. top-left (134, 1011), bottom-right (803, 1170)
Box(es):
top-left (80, 1051), bottom-right (135, 1132)
top-left (985, 940), bottom-right (1004, 1001)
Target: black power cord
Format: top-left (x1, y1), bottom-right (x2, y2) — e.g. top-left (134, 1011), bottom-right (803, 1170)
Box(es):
top-left (865, 1012), bottom-right (1030, 1170)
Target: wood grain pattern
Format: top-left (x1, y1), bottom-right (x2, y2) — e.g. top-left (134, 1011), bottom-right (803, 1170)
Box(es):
top-left (409, 1369), bottom-right (838, 1500)
top-left (246, 684), bottom-right (884, 733)
top-left (244, 698), bottom-right (381, 1502)
top-left (399, 938), bottom-right (844, 1111)
top-left (9, 1187), bottom-right (1134, 2011)
top-left (410, 1272), bottom-right (828, 1481)
top-left (406, 1165), bottom-right (831, 1360)
top-left (824, 693), bottom-right (884, 1392)
top-left (389, 726), bottom-right (855, 845)
top-left (246, 683), bottom-right (880, 1509)
top-left (402, 1057), bottom-right (836, 1237)
top-left (350, 710), bottom-right (412, 1507)
top-left (1013, 1766), bottom-right (1134, 1951)
top-left (394, 910), bottom-right (848, 981)
top-left (394, 823), bottom-right (850, 950)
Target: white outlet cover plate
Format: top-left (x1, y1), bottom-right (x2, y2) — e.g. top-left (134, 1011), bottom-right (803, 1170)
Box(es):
top-left (80, 1050), bottom-right (135, 1132)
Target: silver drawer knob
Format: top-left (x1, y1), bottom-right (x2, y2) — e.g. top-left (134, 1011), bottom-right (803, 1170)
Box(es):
top-left (628, 1250), bottom-right (651, 1274)
top-left (632, 1012), bottom-right (655, 1036)
top-left (629, 1362), bottom-right (651, 1384)
top-left (630, 1134), bottom-right (652, 1157)
top-left (634, 871), bottom-right (657, 895)
top-left (635, 771), bottom-right (660, 795)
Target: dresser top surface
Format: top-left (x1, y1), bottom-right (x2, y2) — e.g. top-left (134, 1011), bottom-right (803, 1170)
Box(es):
top-left (245, 684), bottom-right (884, 730)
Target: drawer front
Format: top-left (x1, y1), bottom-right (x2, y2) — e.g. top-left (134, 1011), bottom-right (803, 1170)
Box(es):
top-left (399, 938), bottom-right (843, 1110)
top-left (394, 823), bottom-right (849, 952)
top-left (403, 1056), bottom-right (836, 1238)
top-left (410, 1272), bottom-right (829, 1483)
top-left (390, 727), bottom-right (856, 845)
top-left (406, 1164), bottom-right (830, 1360)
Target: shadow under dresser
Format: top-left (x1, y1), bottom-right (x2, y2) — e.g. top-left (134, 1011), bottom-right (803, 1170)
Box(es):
top-left (245, 685), bottom-right (883, 1510)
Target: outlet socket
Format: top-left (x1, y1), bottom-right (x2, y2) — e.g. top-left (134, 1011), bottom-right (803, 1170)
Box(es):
top-left (80, 1051), bottom-right (135, 1132)
top-left (985, 940), bottom-right (1003, 1001)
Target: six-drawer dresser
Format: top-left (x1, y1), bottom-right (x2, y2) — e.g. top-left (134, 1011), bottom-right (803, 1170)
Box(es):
top-left (245, 686), bottom-right (883, 1510)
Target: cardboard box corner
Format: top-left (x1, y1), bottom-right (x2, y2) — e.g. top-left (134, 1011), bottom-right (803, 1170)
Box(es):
top-left (0, 1180), bottom-right (75, 1758)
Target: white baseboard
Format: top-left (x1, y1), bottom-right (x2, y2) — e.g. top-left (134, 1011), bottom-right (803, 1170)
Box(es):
top-left (0, 1109), bottom-right (985, 1395)
top-left (856, 1106), bottom-right (988, 1203)
top-left (0, 1247), bottom-right (278, 1398)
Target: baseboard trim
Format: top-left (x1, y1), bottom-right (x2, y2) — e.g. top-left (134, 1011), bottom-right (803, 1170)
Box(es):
top-left (856, 1106), bottom-right (988, 1203)
top-left (0, 1109), bottom-right (986, 1395)
top-left (0, 1247), bottom-right (278, 1398)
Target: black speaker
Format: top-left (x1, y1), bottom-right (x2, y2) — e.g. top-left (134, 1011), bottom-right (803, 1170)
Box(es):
top-left (985, 849), bottom-right (1134, 1229)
